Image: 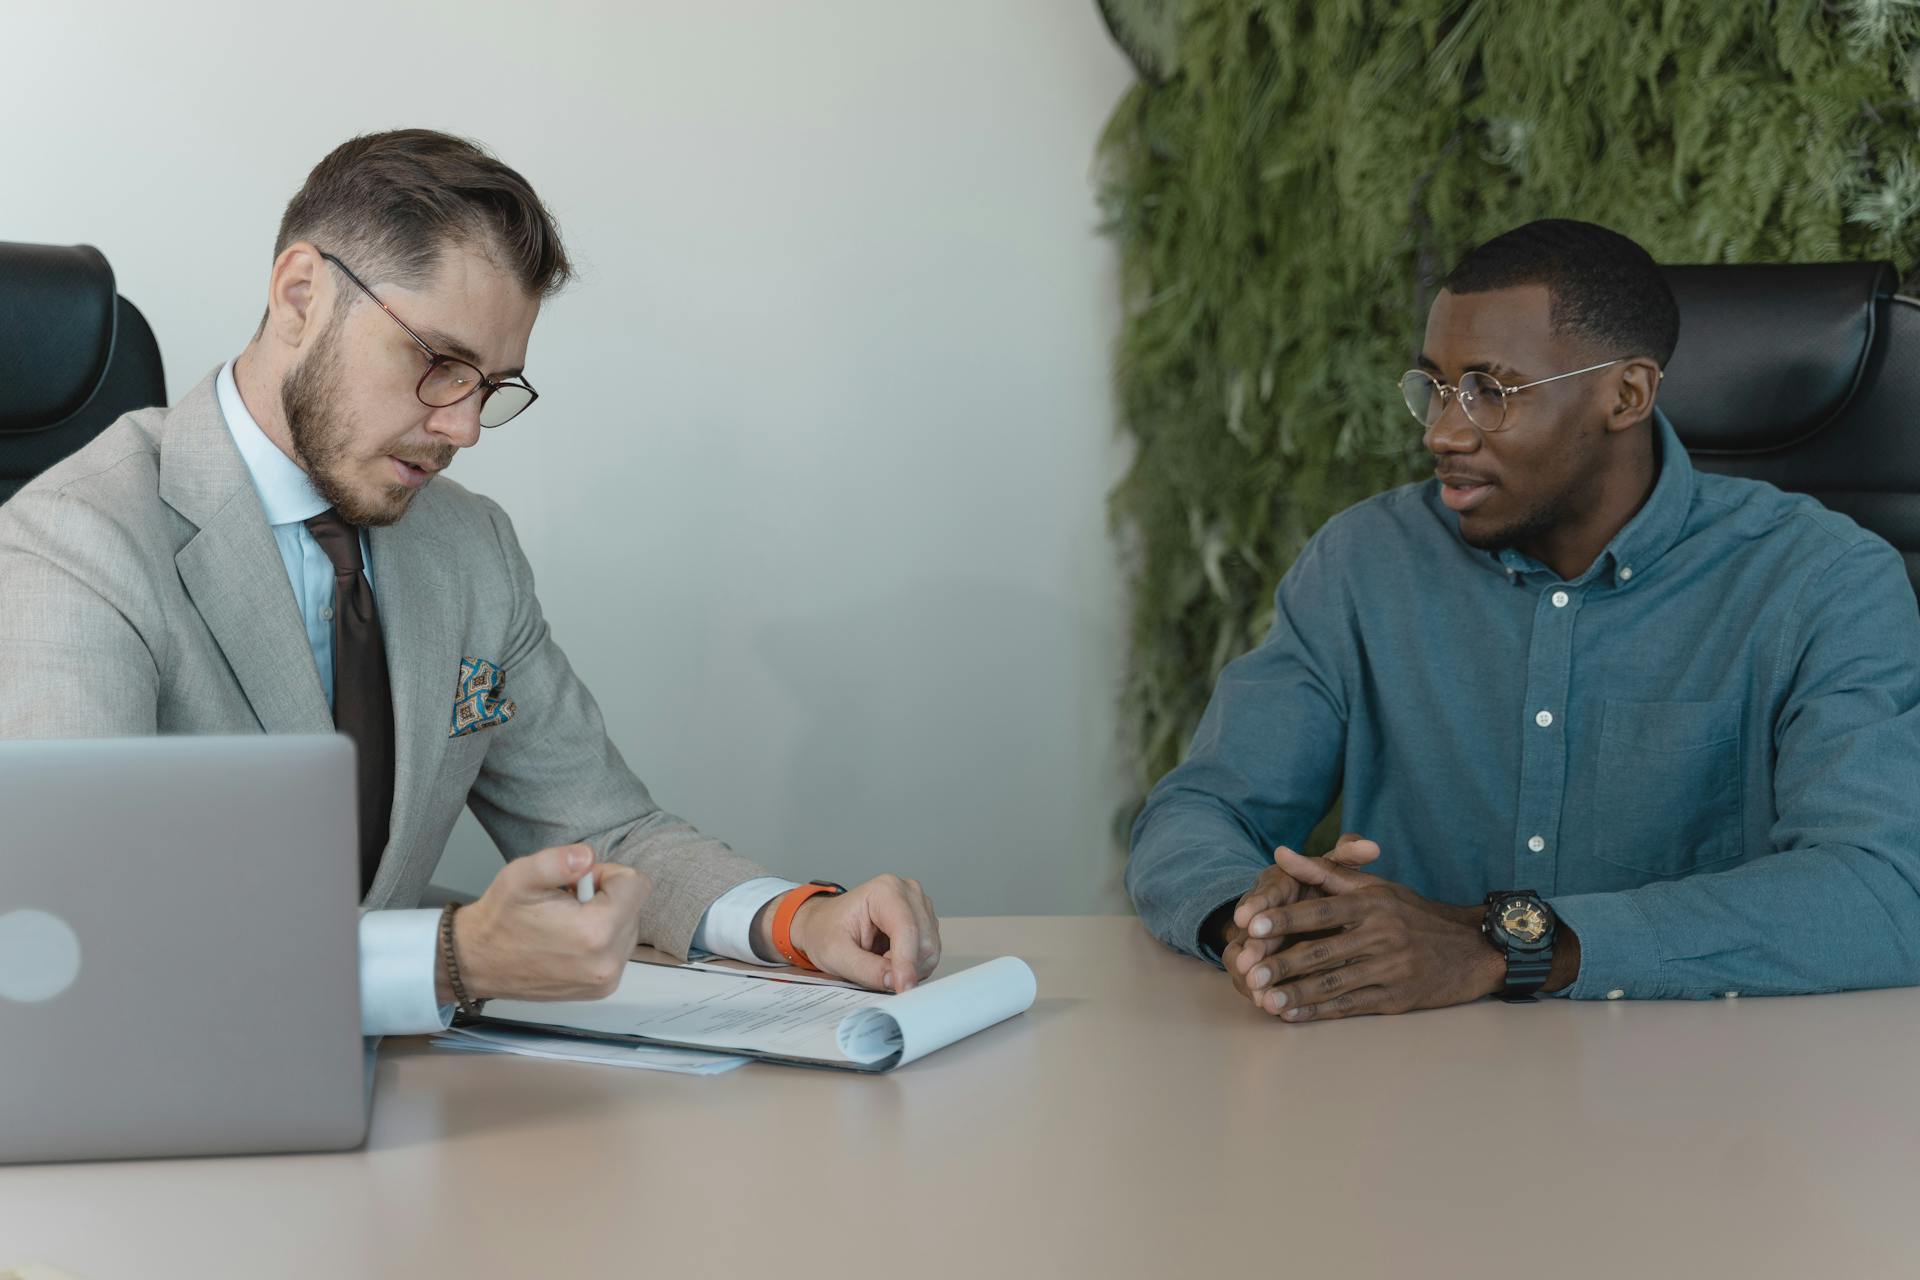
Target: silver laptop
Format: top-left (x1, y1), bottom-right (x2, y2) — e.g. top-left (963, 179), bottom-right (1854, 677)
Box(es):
top-left (0, 735), bottom-right (370, 1163)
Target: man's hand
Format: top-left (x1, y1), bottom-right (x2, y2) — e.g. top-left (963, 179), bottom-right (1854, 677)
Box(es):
top-left (440, 843), bottom-right (651, 1004)
top-left (1239, 847), bottom-right (1507, 1021)
top-left (1222, 835), bottom-right (1380, 1005)
top-left (765, 875), bottom-right (941, 994)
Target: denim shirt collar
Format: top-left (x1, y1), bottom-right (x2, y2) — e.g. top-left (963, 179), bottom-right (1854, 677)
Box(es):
top-left (1492, 408), bottom-right (1694, 590)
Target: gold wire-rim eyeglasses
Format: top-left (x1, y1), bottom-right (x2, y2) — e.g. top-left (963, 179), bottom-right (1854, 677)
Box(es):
top-left (1399, 359), bottom-right (1661, 433)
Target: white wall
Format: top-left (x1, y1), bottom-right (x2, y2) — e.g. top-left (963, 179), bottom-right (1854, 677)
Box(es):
top-left (3, 2), bottom-right (1138, 916)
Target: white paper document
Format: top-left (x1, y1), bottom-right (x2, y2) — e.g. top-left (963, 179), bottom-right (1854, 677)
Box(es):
top-left (431, 1025), bottom-right (750, 1075)
top-left (674, 958), bottom-right (866, 990)
top-left (477, 955), bottom-right (1036, 1072)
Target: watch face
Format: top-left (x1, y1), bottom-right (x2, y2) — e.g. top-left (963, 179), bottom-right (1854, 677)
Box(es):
top-left (1496, 898), bottom-right (1551, 946)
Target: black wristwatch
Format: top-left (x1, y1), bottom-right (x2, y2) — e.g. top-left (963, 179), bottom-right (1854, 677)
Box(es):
top-left (1481, 890), bottom-right (1556, 1002)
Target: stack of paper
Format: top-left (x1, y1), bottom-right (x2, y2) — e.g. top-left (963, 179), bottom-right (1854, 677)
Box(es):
top-left (473, 955), bottom-right (1036, 1072)
top-left (431, 1024), bottom-right (748, 1075)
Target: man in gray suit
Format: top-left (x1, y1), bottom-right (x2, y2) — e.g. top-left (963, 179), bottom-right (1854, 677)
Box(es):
top-left (0, 129), bottom-right (940, 1034)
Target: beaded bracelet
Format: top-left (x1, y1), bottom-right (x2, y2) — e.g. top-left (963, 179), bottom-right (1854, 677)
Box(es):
top-left (439, 901), bottom-right (485, 1018)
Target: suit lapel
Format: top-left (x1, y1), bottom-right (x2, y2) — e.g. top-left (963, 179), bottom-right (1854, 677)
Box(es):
top-left (365, 498), bottom-right (463, 905)
top-left (161, 370), bottom-right (472, 906)
top-left (161, 373), bottom-right (333, 737)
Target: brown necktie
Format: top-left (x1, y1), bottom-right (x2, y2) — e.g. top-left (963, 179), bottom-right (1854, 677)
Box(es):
top-left (304, 508), bottom-right (394, 898)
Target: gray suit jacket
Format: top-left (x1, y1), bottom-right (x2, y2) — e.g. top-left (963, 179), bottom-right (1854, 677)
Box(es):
top-left (0, 369), bottom-right (770, 956)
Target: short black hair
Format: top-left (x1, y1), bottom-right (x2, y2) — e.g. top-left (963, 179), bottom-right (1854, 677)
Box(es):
top-left (1441, 219), bottom-right (1680, 365)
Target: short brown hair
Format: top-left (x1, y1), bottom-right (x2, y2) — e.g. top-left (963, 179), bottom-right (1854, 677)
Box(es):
top-left (273, 128), bottom-right (573, 300)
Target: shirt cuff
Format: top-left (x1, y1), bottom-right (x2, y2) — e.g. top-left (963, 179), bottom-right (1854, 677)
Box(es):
top-left (1175, 873), bottom-right (1262, 967)
top-left (1547, 891), bottom-right (1669, 1000)
top-left (1195, 894), bottom-right (1246, 967)
top-left (691, 876), bottom-right (798, 966)
top-left (359, 909), bottom-right (455, 1036)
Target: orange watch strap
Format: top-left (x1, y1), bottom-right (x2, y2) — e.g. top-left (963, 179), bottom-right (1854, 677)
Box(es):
top-left (772, 882), bottom-right (841, 970)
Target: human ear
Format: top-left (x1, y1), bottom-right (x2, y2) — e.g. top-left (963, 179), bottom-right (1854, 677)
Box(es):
top-left (262, 242), bottom-right (329, 352)
top-left (1606, 358), bottom-right (1662, 434)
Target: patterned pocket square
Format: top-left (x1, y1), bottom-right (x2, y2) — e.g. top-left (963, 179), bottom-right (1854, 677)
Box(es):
top-left (449, 655), bottom-right (517, 738)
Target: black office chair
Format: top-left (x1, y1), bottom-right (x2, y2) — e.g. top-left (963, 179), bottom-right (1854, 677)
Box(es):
top-left (0, 241), bottom-right (167, 506)
top-left (1660, 262), bottom-right (1920, 604)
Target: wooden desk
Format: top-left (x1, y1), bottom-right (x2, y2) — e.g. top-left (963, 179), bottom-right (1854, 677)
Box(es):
top-left (4, 916), bottom-right (1916, 1278)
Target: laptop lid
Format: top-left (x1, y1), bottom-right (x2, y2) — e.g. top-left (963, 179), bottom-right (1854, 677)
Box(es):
top-left (0, 735), bottom-right (367, 1163)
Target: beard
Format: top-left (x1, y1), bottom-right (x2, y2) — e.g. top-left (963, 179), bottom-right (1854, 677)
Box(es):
top-left (1456, 487), bottom-right (1573, 554)
top-left (1456, 430), bottom-right (1611, 556)
top-left (280, 325), bottom-right (440, 528)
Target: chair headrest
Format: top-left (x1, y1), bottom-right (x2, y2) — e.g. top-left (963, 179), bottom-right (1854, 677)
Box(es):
top-left (1659, 261), bottom-right (1897, 453)
top-left (0, 242), bottom-right (119, 435)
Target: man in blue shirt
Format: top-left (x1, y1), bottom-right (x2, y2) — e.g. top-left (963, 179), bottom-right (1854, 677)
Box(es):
top-left (1127, 219), bottom-right (1920, 1020)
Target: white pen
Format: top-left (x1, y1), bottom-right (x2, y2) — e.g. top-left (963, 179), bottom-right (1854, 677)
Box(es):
top-left (577, 868), bottom-right (595, 904)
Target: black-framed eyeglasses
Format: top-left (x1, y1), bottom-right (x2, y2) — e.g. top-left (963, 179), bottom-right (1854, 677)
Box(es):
top-left (316, 248), bottom-right (539, 428)
top-left (1399, 359), bottom-right (1653, 434)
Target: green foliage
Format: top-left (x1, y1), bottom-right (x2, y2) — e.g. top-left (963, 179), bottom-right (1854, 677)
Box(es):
top-left (1097, 0), bottom-right (1920, 830)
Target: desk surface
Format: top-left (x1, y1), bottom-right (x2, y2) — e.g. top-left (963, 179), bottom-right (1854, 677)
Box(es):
top-left (4, 915), bottom-right (1916, 1278)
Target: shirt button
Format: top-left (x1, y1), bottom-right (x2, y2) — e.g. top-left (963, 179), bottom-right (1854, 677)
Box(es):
top-left (1535, 709), bottom-right (1554, 728)
top-left (1527, 835), bottom-right (1546, 853)
top-left (320, 605), bottom-right (334, 622)
top-left (1551, 590), bottom-right (1570, 608)
top-left (1606, 989), bottom-right (1625, 1000)
top-left (1619, 566), bottom-right (1634, 581)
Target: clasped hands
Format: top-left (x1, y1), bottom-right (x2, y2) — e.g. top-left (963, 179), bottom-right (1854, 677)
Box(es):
top-left (1221, 835), bottom-right (1507, 1022)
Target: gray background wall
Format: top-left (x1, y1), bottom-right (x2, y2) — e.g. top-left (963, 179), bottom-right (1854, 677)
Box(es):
top-left (3, 2), bottom-right (1138, 915)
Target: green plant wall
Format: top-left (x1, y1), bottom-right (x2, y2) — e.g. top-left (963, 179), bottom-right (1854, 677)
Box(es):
top-left (1096, 0), bottom-right (1920, 835)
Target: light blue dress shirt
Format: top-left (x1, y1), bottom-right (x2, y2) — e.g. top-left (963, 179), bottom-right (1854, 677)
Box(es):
top-left (1129, 411), bottom-right (1920, 1000)
top-left (215, 362), bottom-right (795, 1035)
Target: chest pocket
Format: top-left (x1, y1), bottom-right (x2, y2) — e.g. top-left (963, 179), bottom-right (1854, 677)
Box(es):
top-left (1593, 699), bottom-right (1744, 878)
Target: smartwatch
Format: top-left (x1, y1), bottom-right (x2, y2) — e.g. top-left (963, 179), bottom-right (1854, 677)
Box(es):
top-left (771, 880), bottom-right (846, 970)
